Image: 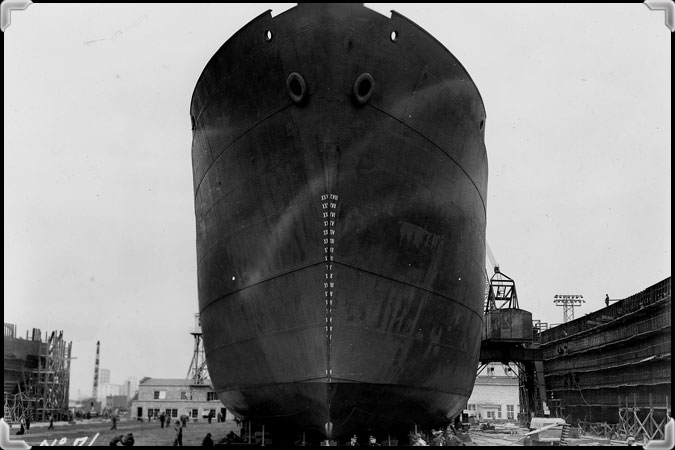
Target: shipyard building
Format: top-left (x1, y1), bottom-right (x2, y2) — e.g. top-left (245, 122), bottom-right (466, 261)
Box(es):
top-left (130, 378), bottom-right (234, 422)
top-left (465, 363), bottom-right (519, 421)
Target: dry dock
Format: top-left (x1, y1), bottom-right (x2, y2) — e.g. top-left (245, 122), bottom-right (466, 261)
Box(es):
top-left (540, 277), bottom-right (671, 441)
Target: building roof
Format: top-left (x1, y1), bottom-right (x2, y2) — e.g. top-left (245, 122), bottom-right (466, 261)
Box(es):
top-left (139, 378), bottom-right (213, 388)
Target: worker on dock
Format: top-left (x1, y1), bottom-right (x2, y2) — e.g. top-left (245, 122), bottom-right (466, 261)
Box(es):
top-left (48, 414), bottom-right (54, 430)
top-left (122, 433), bottom-right (135, 446)
top-left (173, 420), bottom-right (183, 446)
top-left (111, 414), bottom-right (118, 430)
top-left (16, 417), bottom-right (26, 435)
top-left (605, 294), bottom-right (610, 306)
top-left (411, 432), bottom-right (427, 446)
top-left (202, 432), bottom-right (214, 447)
top-left (346, 434), bottom-right (359, 446)
top-left (429, 429), bottom-right (444, 446)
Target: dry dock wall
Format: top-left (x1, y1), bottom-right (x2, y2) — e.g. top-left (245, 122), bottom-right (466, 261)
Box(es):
top-left (539, 277), bottom-right (671, 424)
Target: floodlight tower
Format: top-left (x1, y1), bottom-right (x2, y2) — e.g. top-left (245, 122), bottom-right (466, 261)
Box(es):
top-left (553, 295), bottom-right (585, 323)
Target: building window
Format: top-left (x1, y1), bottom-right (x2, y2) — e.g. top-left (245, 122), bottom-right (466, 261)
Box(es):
top-left (166, 408), bottom-right (177, 418)
top-left (153, 390), bottom-right (166, 400)
top-left (497, 409), bottom-right (502, 419)
top-left (487, 411), bottom-right (494, 419)
top-left (192, 409), bottom-right (199, 418)
top-left (180, 391), bottom-right (188, 400)
top-left (507, 405), bottom-right (515, 419)
top-left (207, 391), bottom-right (219, 401)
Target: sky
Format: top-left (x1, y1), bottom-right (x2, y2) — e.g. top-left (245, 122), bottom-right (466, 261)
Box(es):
top-left (4, 3), bottom-right (671, 401)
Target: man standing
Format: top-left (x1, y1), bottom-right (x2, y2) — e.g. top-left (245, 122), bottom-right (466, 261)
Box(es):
top-left (202, 432), bottom-right (214, 447)
top-left (411, 433), bottom-right (427, 446)
top-left (174, 420), bottom-right (183, 446)
top-left (111, 414), bottom-right (118, 430)
top-left (48, 414), bottom-right (54, 430)
top-left (160, 412), bottom-right (166, 429)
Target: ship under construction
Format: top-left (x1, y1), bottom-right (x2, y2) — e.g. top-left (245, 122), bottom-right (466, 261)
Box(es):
top-left (191, 3), bottom-right (487, 441)
top-left (3, 323), bottom-right (73, 423)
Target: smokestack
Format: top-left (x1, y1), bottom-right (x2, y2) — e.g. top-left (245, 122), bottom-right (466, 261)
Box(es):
top-left (92, 341), bottom-right (100, 400)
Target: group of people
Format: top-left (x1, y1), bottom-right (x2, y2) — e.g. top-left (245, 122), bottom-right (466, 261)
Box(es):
top-left (170, 421), bottom-right (213, 446)
top-left (408, 429), bottom-right (464, 446)
top-left (15, 415), bottom-right (31, 435)
top-left (346, 434), bottom-right (381, 446)
top-left (15, 414), bottom-right (56, 435)
top-left (107, 419), bottom-right (213, 446)
top-left (344, 426), bottom-right (463, 447)
top-left (109, 433), bottom-right (135, 446)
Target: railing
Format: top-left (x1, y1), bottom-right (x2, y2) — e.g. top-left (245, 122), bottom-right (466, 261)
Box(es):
top-left (543, 335), bottom-right (670, 374)
top-left (553, 390), bottom-right (670, 409)
top-left (546, 360), bottom-right (671, 390)
top-left (542, 308), bottom-right (671, 359)
top-left (541, 277), bottom-right (671, 344)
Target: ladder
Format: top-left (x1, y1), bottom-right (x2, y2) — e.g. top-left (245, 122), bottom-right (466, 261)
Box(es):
top-left (559, 423), bottom-right (570, 446)
top-left (4, 404), bottom-right (14, 423)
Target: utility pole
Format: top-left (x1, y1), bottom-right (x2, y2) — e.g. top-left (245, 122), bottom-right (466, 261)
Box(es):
top-left (554, 295), bottom-right (585, 323)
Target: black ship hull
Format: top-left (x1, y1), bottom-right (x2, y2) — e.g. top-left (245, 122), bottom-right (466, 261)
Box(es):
top-left (191, 3), bottom-right (487, 440)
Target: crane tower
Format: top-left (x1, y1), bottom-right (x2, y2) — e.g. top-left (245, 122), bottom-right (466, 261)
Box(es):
top-left (187, 314), bottom-right (209, 385)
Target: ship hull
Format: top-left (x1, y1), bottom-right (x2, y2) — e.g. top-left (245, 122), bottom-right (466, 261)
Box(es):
top-left (191, 3), bottom-right (487, 440)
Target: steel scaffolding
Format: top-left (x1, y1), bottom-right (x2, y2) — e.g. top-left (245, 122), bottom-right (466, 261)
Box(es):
top-left (3, 325), bottom-right (73, 423)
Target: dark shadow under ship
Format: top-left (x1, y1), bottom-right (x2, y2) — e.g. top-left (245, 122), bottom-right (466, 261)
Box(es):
top-left (190, 3), bottom-right (487, 441)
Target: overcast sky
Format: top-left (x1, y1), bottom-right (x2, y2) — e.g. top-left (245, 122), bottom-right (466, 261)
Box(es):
top-left (4, 3), bottom-right (671, 401)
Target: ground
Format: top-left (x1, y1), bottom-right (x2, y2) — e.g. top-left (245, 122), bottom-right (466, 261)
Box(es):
top-left (6, 419), bottom-right (629, 446)
top-left (7, 418), bottom-right (240, 447)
